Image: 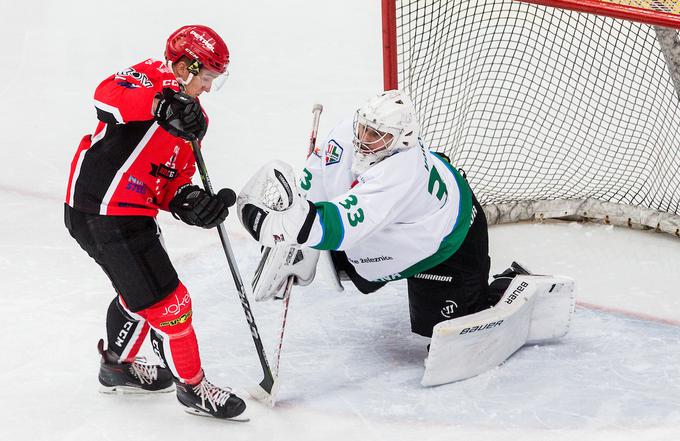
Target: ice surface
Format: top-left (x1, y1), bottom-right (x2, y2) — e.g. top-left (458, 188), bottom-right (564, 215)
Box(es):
top-left (0, 1), bottom-right (678, 440)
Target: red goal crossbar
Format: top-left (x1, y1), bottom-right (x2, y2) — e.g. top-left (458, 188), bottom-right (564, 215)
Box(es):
top-left (514, 0), bottom-right (680, 29)
top-left (382, 0), bottom-right (680, 90)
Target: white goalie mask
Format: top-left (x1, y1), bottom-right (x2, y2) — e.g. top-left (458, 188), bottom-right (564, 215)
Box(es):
top-left (351, 90), bottom-right (420, 176)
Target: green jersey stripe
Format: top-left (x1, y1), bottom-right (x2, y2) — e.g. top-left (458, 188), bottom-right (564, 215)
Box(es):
top-left (311, 201), bottom-right (345, 250)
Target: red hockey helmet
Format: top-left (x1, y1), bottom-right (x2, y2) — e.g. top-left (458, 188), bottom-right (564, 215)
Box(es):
top-left (165, 25), bottom-right (229, 74)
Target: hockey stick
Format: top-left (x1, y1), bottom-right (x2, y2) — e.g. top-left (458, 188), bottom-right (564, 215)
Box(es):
top-left (188, 138), bottom-right (277, 400)
top-left (253, 103), bottom-right (324, 407)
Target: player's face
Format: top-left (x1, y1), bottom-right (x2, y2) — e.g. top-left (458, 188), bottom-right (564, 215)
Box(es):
top-left (354, 124), bottom-right (394, 154)
top-left (184, 68), bottom-right (227, 97)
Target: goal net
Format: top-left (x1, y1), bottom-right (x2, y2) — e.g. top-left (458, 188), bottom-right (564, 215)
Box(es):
top-left (383, 0), bottom-right (680, 236)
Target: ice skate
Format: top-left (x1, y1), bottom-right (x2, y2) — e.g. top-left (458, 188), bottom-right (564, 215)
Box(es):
top-left (97, 339), bottom-right (174, 394)
top-left (175, 374), bottom-right (248, 421)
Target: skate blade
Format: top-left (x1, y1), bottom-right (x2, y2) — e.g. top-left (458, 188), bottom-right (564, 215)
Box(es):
top-left (99, 384), bottom-right (175, 395)
top-left (182, 406), bottom-right (250, 422)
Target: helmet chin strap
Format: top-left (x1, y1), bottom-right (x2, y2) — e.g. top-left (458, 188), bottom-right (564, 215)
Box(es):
top-left (166, 60), bottom-right (193, 91)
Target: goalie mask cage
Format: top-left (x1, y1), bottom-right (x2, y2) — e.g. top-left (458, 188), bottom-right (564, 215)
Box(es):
top-left (382, 0), bottom-right (680, 236)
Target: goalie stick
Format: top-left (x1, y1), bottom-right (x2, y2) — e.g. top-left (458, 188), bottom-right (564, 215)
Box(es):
top-left (248, 103), bottom-right (324, 407)
top-left (188, 138), bottom-right (277, 402)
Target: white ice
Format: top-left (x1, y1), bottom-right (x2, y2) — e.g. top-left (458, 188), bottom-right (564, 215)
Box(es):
top-left (0, 1), bottom-right (679, 441)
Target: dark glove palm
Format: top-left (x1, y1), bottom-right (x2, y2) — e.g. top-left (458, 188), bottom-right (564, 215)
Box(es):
top-left (154, 88), bottom-right (207, 140)
top-left (169, 185), bottom-right (232, 228)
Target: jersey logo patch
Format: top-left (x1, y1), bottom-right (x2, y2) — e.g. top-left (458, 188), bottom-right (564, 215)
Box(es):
top-left (325, 140), bottom-right (343, 165)
top-left (115, 67), bottom-right (153, 88)
top-left (150, 163), bottom-right (177, 180)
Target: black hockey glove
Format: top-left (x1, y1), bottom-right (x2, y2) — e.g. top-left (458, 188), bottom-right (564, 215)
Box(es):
top-left (169, 185), bottom-right (236, 229)
top-left (154, 88), bottom-right (207, 141)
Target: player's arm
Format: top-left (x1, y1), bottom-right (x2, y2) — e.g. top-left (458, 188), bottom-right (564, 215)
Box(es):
top-left (93, 61), bottom-right (168, 124)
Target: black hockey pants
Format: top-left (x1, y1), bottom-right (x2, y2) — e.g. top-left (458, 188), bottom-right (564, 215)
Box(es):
top-left (64, 204), bottom-right (179, 312)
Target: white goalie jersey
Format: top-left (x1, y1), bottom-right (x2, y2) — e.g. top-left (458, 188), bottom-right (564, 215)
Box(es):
top-left (302, 119), bottom-right (475, 282)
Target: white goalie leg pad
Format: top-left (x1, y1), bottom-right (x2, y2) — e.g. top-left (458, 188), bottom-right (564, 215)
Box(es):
top-left (421, 274), bottom-right (575, 387)
top-left (526, 276), bottom-right (575, 344)
top-left (252, 245), bottom-right (320, 301)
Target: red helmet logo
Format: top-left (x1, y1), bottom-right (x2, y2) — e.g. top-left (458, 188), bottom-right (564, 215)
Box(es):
top-left (165, 25), bottom-right (229, 74)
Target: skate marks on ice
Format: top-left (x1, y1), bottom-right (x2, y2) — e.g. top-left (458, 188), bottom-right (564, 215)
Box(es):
top-left (185, 239), bottom-right (680, 431)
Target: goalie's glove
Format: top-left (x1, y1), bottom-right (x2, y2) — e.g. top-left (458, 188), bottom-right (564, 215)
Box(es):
top-left (237, 160), bottom-right (317, 248)
top-left (252, 245), bottom-right (320, 301)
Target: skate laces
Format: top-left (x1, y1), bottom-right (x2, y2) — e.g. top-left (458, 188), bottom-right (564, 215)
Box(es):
top-left (194, 378), bottom-right (232, 411)
top-left (128, 357), bottom-right (159, 385)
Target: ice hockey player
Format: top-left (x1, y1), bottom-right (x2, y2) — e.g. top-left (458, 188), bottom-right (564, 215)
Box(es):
top-left (64, 25), bottom-right (246, 420)
top-left (238, 90), bottom-right (517, 338)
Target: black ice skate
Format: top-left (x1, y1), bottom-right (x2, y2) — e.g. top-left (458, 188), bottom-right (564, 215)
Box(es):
top-left (97, 339), bottom-right (174, 394)
top-left (175, 375), bottom-right (248, 421)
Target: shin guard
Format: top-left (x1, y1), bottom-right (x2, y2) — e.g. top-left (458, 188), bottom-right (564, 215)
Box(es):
top-left (106, 297), bottom-right (149, 362)
top-left (139, 282), bottom-right (203, 384)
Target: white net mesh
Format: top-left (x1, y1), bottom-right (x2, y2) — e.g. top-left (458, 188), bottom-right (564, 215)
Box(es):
top-left (393, 0), bottom-right (680, 235)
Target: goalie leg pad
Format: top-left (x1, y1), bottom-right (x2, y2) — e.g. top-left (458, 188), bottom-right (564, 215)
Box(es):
top-left (421, 274), bottom-right (575, 387)
top-left (252, 245), bottom-right (320, 301)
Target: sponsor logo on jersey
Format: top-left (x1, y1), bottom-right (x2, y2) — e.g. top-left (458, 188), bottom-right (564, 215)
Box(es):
top-left (375, 273), bottom-right (401, 282)
top-left (440, 300), bottom-right (459, 319)
top-left (460, 320), bottom-right (504, 334)
top-left (349, 255), bottom-right (394, 264)
top-left (150, 163), bottom-right (177, 180)
top-left (420, 140), bottom-right (429, 171)
top-left (115, 67), bottom-right (153, 88)
top-left (325, 140), bottom-right (343, 165)
top-left (163, 79), bottom-right (180, 88)
top-left (116, 80), bottom-right (140, 89)
top-left (125, 176), bottom-right (146, 195)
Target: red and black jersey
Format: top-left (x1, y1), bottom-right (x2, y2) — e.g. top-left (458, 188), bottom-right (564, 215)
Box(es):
top-left (65, 58), bottom-right (206, 217)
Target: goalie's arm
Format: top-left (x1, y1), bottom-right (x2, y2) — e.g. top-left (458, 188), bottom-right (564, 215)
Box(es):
top-left (238, 160), bottom-right (415, 249)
